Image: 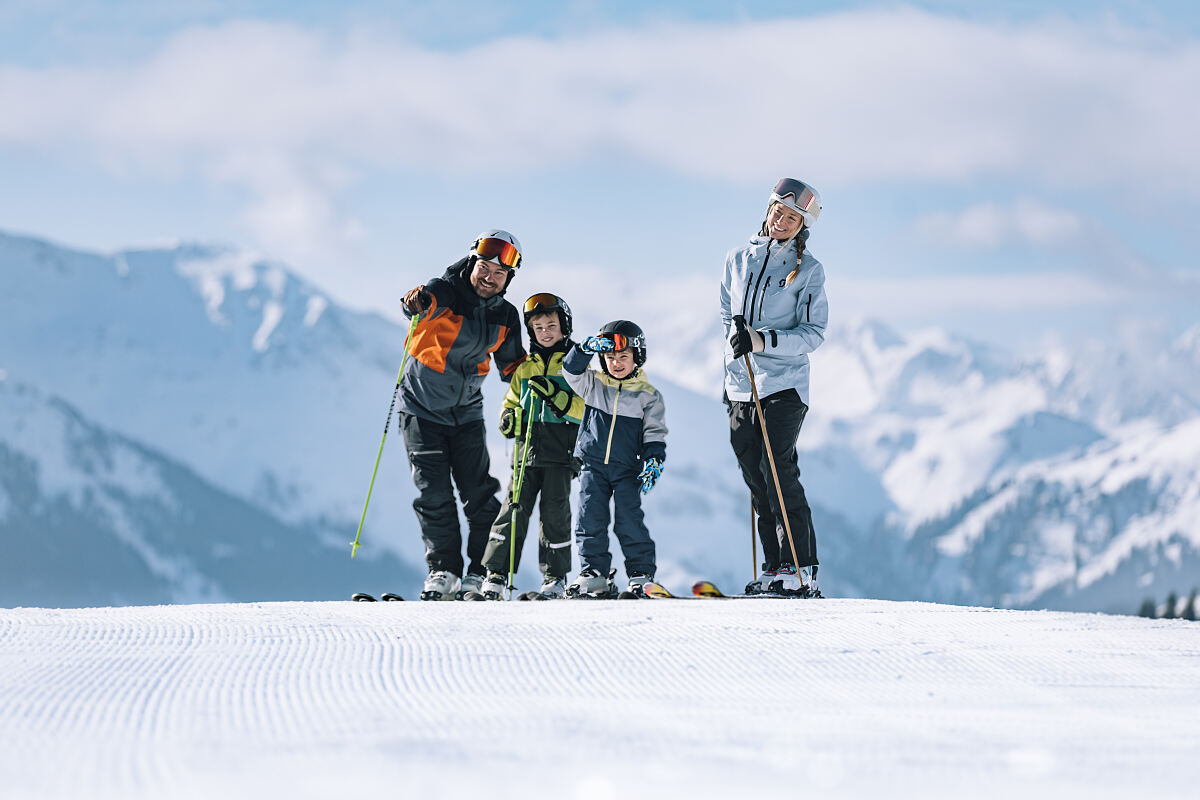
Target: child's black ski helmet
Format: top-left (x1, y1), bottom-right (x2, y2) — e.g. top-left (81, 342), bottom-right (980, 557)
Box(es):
top-left (598, 320), bottom-right (647, 367)
top-left (523, 293), bottom-right (573, 338)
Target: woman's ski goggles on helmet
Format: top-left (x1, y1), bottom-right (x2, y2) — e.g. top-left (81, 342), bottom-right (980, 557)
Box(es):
top-left (473, 237), bottom-right (522, 269)
top-left (770, 178), bottom-right (821, 224)
top-left (524, 293), bottom-right (565, 314)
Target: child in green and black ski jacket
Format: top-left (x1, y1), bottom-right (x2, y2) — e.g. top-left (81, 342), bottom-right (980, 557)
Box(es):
top-left (479, 293), bottom-right (584, 599)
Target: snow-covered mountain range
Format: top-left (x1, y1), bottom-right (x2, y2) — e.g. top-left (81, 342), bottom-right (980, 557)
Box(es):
top-left (3, 228), bottom-right (1198, 611)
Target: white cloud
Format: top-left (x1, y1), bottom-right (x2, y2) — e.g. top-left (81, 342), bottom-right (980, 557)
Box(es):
top-left (916, 199), bottom-right (1085, 248)
top-left (838, 270), bottom-right (1119, 317)
top-left (2, 12), bottom-right (1198, 181)
top-left (2, 11), bottom-right (1199, 273)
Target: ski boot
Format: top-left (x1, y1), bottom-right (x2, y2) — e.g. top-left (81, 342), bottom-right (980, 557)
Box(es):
top-left (455, 572), bottom-right (485, 600)
top-left (745, 566), bottom-right (778, 595)
top-left (618, 572), bottom-right (653, 599)
top-left (479, 572), bottom-right (508, 601)
top-left (768, 565), bottom-right (820, 598)
top-left (419, 570), bottom-right (461, 601)
top-left (566, 568), bottom-right (617, 599)
top-left (522, 575), bottom-right (566, 601)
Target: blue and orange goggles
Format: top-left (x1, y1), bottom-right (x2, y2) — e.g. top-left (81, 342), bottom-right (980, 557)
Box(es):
top-left (603, 333), bottom-right (643, 353)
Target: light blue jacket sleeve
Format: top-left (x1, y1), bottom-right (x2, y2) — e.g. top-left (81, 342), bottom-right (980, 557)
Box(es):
top-left (719, 249), bottom-right (735, 335)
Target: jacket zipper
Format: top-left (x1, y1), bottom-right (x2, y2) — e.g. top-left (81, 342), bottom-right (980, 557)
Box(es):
top-left (603, 382), bottom-right (622, 465)
top-left (757, 273), bottom-right (772, 323)
top-left (745, 240), bottom-right (774, 329)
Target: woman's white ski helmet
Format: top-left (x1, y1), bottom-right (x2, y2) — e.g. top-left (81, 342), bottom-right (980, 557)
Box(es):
top-left (769, 178), bottom-right (821, 228)
top-left (470, 229), bottom-right (523, 269)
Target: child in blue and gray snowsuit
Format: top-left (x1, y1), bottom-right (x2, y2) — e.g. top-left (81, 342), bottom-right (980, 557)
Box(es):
top-left (561, 320), bottom-right (668, 597)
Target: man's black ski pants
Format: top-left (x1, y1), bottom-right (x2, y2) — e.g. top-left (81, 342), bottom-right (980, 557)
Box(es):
top-left (399, 412), bottom-right (500, 578)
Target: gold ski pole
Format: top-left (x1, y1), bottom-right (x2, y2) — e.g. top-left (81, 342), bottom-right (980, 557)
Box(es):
top-left (742, 353), bottom-right (803, 574)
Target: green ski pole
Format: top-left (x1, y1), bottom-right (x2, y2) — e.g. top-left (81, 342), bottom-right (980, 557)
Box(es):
top-left (507, 392), bottom-right (537, 597)
top-left (350, 314), bottom-right (419, 558)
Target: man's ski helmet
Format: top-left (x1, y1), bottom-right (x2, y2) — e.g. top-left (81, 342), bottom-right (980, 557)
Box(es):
top-left (769, 178), bottom-right (821, 228)
top-left (523, 293), bottom-right (573, 339)
top-left (598, 320), bottom-right (647, 370)
top-left (470, 229), bottom-right (523, 269)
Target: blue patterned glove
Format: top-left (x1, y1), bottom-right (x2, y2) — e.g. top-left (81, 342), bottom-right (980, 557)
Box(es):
top-left (581, 335), bottom-right (615, 354)
top-left (638, 458), bottom-right (663, 495)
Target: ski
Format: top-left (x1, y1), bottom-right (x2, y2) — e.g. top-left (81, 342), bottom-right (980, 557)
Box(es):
top-left (517, 591), bottom-right (557, 601)
top-left (642, 581), bottom-right (677, 599)
top-left (692, 580), bottom-right (725, 597)
top-left (693, 579), bottom-right (820, 599)
top-left (381, 592), bottom-right (405, 602)
top-left (352, 592), bottom-right (377, 602)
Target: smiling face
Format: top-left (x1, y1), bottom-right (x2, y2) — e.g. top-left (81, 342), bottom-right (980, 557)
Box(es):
top-left (528, 312), bottom-right (564, 348)
top-left (602, 349), bottom-right (636, 379)
top-left (765, 202), bottom-right (804, 240)
top-left (469, 258), bottom-right (512, 299)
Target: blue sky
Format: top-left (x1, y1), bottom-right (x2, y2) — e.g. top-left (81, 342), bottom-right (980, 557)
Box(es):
top-left (2, 1), bottom-right (1199, 348)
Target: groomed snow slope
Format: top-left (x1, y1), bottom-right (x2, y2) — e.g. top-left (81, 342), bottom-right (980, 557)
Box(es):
top-left (1, 600), bottom-right (1197, 799)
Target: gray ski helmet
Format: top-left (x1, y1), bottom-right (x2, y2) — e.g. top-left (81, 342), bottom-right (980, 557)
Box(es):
top-left (769, 178), bottom-right (821, 227)
top-left (523, 292), bottom-right (573, 338)
top-left (598, 320), bottom-right (647, 367)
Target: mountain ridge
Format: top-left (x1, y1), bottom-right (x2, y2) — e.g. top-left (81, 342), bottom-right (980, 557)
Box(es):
top-left (3, 227), bottom-right (1198, 611)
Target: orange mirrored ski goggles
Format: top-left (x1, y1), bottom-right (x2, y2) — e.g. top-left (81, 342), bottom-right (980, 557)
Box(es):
top-left (473, 237), bottom-right (522, 269)
top-left (605, 333), bottom-right (643, 352)
top-left (524, 292), bottom-right (563, 314)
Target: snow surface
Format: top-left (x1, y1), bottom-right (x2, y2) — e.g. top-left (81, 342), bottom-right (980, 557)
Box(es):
top-left (1, 599), bottom-right (1198, 799)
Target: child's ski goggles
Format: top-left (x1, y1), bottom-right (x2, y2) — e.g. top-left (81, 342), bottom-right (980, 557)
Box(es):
top-left (604, 333), bottom-right (644, 352)
top-left (472, 237), bottom-right (522, 269)
top-left (524, 293), bottom-right (565, 314)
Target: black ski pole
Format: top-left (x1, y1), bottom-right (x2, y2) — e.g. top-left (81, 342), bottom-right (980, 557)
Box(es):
top-left (350, 315), bottom-right (418, 558)
top-left (751, 499), bottom-right (758, 582)
top-left (507, 392), bottom-right (536, 598)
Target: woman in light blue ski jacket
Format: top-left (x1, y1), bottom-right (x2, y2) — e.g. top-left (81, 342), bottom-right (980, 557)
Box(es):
top-left (720, 178), bottom-right (828, 599)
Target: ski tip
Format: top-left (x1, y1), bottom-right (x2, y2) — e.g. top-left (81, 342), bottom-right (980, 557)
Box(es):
top-left (642, 581), bottom-right (674, 599)
top-left (692, 580), bottom-right (724, 598)
top-left (380, 592), bottom-right (405, 602)
top-left (351, 592), bottom-right (377, 602)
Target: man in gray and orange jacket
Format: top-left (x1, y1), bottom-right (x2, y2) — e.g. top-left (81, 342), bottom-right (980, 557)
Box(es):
top-left (399, 229), bottom-right (526, 600)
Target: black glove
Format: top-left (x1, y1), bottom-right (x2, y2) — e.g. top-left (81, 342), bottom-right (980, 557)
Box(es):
top-left (527, 375), bottom-right (572, 417)
top-left (729, 314), bottom-right (764, 359)
top-left (404, 286), bottom-right (432, 314)
top-left (499, 406), bottom-right (523, 439)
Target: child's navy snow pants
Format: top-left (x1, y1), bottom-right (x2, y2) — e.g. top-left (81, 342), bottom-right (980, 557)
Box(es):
top-left (574, 461), bottom-right (655, 577)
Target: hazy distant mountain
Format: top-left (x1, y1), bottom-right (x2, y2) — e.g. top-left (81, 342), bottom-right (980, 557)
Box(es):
top-left (0, 378), bottom-right (415, 607)
top-left (3, 229), bottom-right (1198, 611)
